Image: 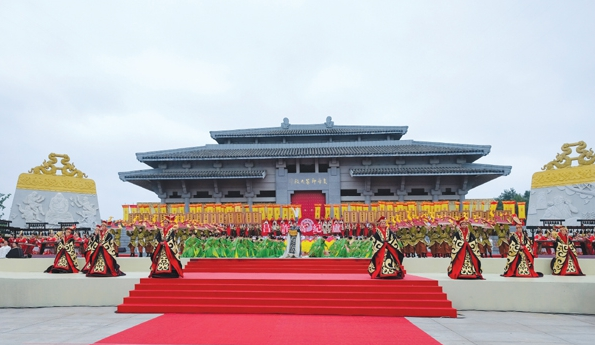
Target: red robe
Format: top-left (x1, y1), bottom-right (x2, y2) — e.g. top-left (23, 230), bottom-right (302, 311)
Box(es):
top-left (149, 225), bottom-right (184, 278)
top-left (84, 231), bottom-right (125, 277)
top-left (502, 231), bottom-right (542, 278)
top-left (551, 234), bottom-right (584, 276)
top-left (262, 222), bottom-right (271, 236)
top-left (447, 227), bottom-right (483, 279)
top-left (368, 227), bottom-right (405, 279)
top-left (45, 235), bottom-right (80, 273)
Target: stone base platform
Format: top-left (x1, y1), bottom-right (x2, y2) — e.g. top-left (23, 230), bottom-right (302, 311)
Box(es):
top-left (1, 257), bottom-right (594, 315)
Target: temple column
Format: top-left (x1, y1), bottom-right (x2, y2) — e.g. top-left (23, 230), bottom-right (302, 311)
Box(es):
top-left (213, 180), bottom-right (222, 204)
top-left (245, 180), bottom-right (255, 209)
top-left (275, 160), bottom-right (289, 204)
top-left (431, 176), bottom-right (442, 202)
top-left (397, 176), bottom-right (407, 202)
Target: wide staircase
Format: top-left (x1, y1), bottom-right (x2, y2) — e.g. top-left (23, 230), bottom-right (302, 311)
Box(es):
top-left (117, 259), bottom-right (457, 318)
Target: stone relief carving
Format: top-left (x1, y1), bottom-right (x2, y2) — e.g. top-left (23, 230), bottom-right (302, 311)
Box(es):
top-left (18, 192), bottom-right (46, 222)
top-left (45, 193), bottom-right (74, 225)
top-left (543, 195), bottom-right (579, 219)
top-left (70, 195), bottom-right (99, 225)
top-left (528, 183), bottom-right (594, 225)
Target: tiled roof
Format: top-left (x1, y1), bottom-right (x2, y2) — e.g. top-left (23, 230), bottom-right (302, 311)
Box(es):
top-left (137, 140), bottom-right (491, 162)
top-left (349, 164), bottom-right (511, 177)
top-left (210, 125), bottom-right (408, 139)
top-left (119, 169), bottom-right (267, 181)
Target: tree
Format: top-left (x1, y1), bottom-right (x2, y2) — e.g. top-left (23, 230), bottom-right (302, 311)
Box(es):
top-left (495, 188), bottom-right (530, 212)
top-left (0, 193), bottom-right (10, 219)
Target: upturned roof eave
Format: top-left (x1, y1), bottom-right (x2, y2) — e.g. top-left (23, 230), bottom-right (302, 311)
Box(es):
top-left (348, 164), bottom-right (512, 177)
top-left (138, 152), bottom-right (487, 163)
top-left (119, 169), bottom-right (267, 181)
top-left (209, 125), bottom-right (409, 139)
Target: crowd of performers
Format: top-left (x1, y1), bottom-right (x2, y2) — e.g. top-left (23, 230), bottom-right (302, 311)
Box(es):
top-left (366, 215), bottom-right (585, 280)
top-left (41, 216), bottom-right (184, 278)
top-left (112, 216), bottom-right (595, 261)
top-left (10, 213), bottom-right (585, 280)
top-left (43, 220), bottom-right (125, 277)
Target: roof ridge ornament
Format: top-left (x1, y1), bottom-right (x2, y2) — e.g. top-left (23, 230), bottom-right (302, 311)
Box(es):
top-left (325, 116), bottom-right (334, 128)
top-left (542, 141), bottom-right (595, 170)
top-left (281, 117), bottom-right (290, 129)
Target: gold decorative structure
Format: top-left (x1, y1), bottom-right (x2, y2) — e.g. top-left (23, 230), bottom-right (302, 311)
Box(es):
top-left (16, 153), bottom-right (97, 194)
top-left (28, 153), bottom-right (88, 178)
top-left (532, 142), bottom-right (595, 189)
top-left (541, 141), bottom-right (595, 170)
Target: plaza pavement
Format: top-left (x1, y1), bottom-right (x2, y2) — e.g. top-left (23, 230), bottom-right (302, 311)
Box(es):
top-left (0, 307), bottom-right (593, 345)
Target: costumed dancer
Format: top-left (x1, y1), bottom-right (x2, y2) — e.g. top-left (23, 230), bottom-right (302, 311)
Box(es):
top-left (502, 216), bottom-right (542, 278)
top-left (414, 224), bottom-right (428, 258)
top-left (447, 218), bottom-right (483, 279)
top-left (44, 226), bottom-right (80, 273)
top-left (551, 226), bottom-right (584, 276)
top-left (84, 220), bottom-right (126, 277)
top-left (110, 224), bottom-right (122, 257)
top-left (149, 215), bottom-right (184, 278)
top-left (280, 224), bottom-right (301, 258)
top-left (126, 222), bottom-right (139, 257)
top-left (144, 222), bottom-right (156, 258)
top-left (471, 224), bottom-right (485, 257)
top-left (495, 222), bottom-right (510, 258)
top-left (439, 224), bottom-right (452, 258)
top-left (482, 225), bottom-right (493, 258)
top-left (280, 209), bottom-right (301, 258)
top-left (81, 226), bottom-right (97, 274)
top-left (368, 216), bottom-right (405, 279)
top-left (427, 224), bottom-right (439, 258)
top-left (137, 222), bottom-right (146, 257)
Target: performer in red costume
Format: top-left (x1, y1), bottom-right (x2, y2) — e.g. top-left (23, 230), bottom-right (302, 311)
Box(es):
top-left (45, 226), bottom-right (80, 274)
top-left (551, 226), bottom-right (584, 276)
top-left (368, 216), bottom-right (405, 279)
top-left (149, 215), bottom-right (184, 278)
top-left (261, 219), bottom-right (271, 237)
top-left (502, 216), bottom-right (542, 278)
top-left (447, 218), bottom-right (483, 279)
top-left (84, 220), bottom-right (126, 277)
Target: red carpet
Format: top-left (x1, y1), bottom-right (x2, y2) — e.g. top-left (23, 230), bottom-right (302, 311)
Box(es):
top-left (118, 259), bottom-right (456, 317)
top-left (97, 313), bottom-right (441, 345)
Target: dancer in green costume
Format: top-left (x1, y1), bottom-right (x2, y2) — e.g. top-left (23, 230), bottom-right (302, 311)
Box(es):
top-left (308, 237), bottom-right (327, 257)
top-left (182, 235), bottom-right (199, 258)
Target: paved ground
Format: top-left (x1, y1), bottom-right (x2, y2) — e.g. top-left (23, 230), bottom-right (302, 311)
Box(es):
top-left (409, 311), bottom-right (595, 345)
top-left (0, 307), bottom-right (594, 345)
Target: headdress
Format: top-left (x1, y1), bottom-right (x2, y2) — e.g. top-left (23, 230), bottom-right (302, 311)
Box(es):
top-left (511, 215), bottom-right (524, 226)
top-left (164, 215), bottom-right (176, 222)
top-left (456, 217), bottom-right (469, 226)
top-left (376, 216), bottom-right (386, 223)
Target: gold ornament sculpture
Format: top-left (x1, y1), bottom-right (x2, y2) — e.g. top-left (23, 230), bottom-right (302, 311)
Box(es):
top-left (16, 153), bottom-right (96, 194)
top-left (532, 141), bottom-right (595, 189)
top-left (542, 141), bottom-right (595, 170)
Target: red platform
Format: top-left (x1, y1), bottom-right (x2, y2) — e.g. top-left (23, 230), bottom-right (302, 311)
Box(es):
top-left (117, 259), bottom-right (457, 318)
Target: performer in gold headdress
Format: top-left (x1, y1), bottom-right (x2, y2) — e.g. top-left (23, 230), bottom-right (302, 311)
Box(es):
top-left (502, 216), bottom-right (542, 278)
top-left (368, 216), bottom-right (405, 279)
top-left (84, 220), bottom-right (126, 277)
top-left (447, 218), bottom-right (483, 279)
top-left (149, 215), bottom-right (184, 278)
top-left (44, 226), bottom-right (80, 274)
top-left (551, 225), bottom-right (584, 276)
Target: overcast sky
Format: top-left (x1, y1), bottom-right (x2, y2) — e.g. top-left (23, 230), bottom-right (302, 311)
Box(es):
top-left (1, 1), bottom-right (594, 219)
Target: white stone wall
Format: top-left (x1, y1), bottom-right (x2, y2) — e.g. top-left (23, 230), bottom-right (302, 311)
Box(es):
top-left (527, 182), bottom-right (595, 226)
